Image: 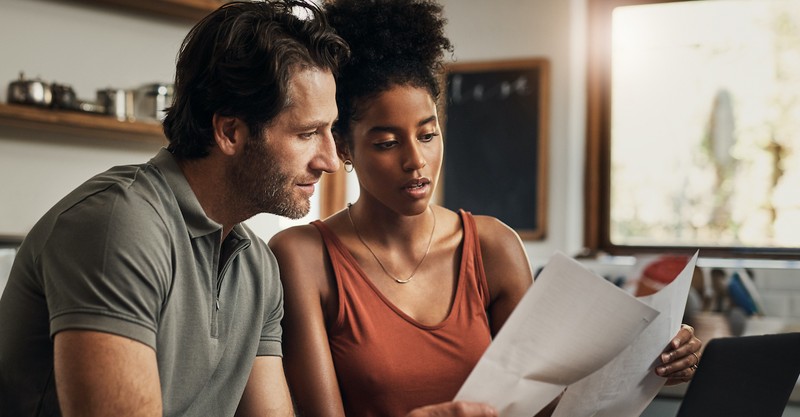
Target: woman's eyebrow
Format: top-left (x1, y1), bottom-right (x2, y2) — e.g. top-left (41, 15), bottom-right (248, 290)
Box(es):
top-left (368, 115), bottom-right (438, 134)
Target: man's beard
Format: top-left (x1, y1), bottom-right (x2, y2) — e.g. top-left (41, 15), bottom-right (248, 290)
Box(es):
top-left (230, 134), bottom-right (310, 220)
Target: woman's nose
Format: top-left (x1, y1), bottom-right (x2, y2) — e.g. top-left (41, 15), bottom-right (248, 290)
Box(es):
top-left (402, 142), bottom-right (427, 171)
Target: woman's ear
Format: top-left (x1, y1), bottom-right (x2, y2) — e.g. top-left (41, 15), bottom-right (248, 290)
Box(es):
top-left (333, 131), bottom-right (351, 162)
top-left (212, 114), bottom-right (247, 156)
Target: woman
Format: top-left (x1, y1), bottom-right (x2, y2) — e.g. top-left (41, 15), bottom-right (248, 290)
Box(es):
top-left (268, 1), bottom-right (702, 416)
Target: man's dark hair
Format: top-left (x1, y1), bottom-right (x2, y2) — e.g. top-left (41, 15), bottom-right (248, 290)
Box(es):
top-left (323, 0), bottom-right (452, 146)
top-left (163, 0), bottom-right (349, 159)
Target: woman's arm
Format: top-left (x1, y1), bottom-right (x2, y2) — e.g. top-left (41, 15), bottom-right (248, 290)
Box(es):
top-left (269, 226), bottom-right (346, 417)
top-left (474, 216), bottom-right (556, 417)
top-left (474, 215), bottom-right (534, 335)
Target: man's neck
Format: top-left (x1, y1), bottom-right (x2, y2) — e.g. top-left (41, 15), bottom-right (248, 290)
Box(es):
top-left (176, 156), bottom-right (237, 239)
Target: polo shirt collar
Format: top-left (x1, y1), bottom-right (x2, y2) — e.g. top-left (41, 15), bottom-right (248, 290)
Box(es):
top-left (150, 148), bottom-right (222, 238)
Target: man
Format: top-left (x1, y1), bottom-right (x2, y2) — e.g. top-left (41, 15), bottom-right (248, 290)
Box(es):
top-left (0, 2), bottom-right (344, 416)
top-left (0, 1), bottom-right (496, 416)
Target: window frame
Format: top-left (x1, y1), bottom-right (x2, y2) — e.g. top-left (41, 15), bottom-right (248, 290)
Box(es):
top-left (584, 0), bottom-right (800, 259)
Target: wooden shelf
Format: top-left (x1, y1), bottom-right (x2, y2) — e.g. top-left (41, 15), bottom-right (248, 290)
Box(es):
top-left (0, 234), bottom-right (24, 247)
top-left (0, 103), bottom-right (166, 145)
top-left (69, 0), bottom-right (227, 22)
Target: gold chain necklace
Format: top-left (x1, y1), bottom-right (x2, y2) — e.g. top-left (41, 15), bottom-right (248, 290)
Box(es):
top-left (346, 203), bottom-right (436, 284)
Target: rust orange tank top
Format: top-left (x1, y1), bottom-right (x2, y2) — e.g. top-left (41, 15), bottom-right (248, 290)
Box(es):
top-left (311, 210), bottom-right (492, 417)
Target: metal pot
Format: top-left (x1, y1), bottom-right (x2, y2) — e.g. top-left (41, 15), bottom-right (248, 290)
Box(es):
top-left (7, 72), bottom-right (52, 107)
top-left (51, 83), bottom-right (78, 110)
top-left (97, 88), bottom-right (134, 121)
top-left (134, 83), bottom-right (174, 121)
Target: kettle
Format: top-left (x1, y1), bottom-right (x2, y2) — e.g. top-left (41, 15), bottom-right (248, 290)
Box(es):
top-left (7, 72), bottom-right (52, 107)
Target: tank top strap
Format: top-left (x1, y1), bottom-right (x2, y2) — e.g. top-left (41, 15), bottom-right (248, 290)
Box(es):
top-left (310, 219), bottom-right (354, 325)
top-left (310, 220), bottom-right (341, 258)
top-left (457, 210), bottom-right (491, 310)
top-left (311, 219), bottom-right (333, 243)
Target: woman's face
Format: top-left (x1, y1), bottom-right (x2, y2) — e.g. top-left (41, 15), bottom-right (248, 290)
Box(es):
top-left (348, 85), bottom-right (443, 216)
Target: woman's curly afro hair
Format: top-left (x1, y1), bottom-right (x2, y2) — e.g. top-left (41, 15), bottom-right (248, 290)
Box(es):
top-left (323, 0), bottom-right (452, 141)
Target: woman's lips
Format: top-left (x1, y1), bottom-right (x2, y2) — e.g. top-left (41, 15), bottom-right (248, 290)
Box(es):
top-left (403, 177), bottom-right (430, 198)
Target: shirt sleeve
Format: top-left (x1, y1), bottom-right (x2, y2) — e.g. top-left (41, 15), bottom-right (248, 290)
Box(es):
top-left (43, 185), bottom-right (171, 349)
top-left (257, 246), bottom-right (284, 357)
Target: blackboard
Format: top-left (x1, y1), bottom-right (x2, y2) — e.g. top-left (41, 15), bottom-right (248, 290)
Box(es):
top-left (442, 59), bottom-right (549, 240)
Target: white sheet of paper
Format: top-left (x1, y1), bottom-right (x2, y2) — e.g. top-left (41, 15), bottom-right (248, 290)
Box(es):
top-left (552, 251), bottom-right (699, 417)
top-left (454, 252), bottom-right (659, 417)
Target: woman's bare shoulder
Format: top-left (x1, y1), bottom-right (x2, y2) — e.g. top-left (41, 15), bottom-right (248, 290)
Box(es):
top-left (268, 223), bottom-right (329, 278)
top-left (269, 223), bottom-right (323, 252)
top-left (470, 214), bottom-right (522, 248)
top-left (470, 214), bottom-right (532, 285)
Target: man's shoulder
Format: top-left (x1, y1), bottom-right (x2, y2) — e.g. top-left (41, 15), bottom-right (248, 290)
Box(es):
top-left (60, 161), bottom-right (173, 213)
top-left (73, 163), bottom-right (176, 227)
top-left (23, 162), bottom-right (177, 251)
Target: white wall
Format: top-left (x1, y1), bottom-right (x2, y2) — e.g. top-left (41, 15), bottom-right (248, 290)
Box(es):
top-left (0, 0), bottom-right (285, 239)
top-left (0, 0), bottom-right (586, 263)
top-left (440, 0), bottom-right (587, 268)
top-left (0, 0), bottom-right (186, 236)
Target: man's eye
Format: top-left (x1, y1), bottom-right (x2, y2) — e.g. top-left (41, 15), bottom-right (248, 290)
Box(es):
top-left (300, 131), bottom-right (317, 139)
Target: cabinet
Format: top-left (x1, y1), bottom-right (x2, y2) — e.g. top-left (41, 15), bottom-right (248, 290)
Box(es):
top-left (0, 103), bottom-right (166, 144)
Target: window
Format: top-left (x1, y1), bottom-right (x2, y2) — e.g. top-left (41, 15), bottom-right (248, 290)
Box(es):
top-left (586, 0), bottom-right (800, 257)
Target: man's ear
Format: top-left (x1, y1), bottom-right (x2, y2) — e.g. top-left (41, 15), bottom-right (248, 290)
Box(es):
top-left (212, 114), bottom-right (247, 156)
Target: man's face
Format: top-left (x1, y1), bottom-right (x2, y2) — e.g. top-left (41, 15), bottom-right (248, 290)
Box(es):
top-left (231, 68), bottom-right (339, 219)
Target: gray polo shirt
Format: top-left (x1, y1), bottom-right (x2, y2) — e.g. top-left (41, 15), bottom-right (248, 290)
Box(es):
top-left (0, 148), bottom-right (284, 416)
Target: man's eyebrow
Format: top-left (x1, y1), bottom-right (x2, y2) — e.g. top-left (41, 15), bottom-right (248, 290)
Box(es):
top-left (294, 119), bottom-right (333, 131)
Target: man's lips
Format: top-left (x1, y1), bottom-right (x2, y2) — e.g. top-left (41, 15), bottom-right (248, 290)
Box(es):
top-left (297, 179), bottom-right (319, 194)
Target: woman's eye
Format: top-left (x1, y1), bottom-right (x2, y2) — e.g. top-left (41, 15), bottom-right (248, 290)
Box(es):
top-left (375, 140), bottom-right (398, 150)
top-left (420, 132), bottom-right (440, 142)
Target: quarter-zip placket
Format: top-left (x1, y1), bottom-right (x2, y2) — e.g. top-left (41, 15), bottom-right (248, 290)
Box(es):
top-left (211, 238), bottom-right (251, 338)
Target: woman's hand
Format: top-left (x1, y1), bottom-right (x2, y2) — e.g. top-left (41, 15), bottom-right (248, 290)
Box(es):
top-left (656, 323), bottom-right (703, 385)
top-left (405, 401), bottom-right (498, 417)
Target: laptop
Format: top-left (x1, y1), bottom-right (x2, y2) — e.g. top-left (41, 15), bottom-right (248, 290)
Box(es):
top-left (676, 332), bottom-right (800, 417)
